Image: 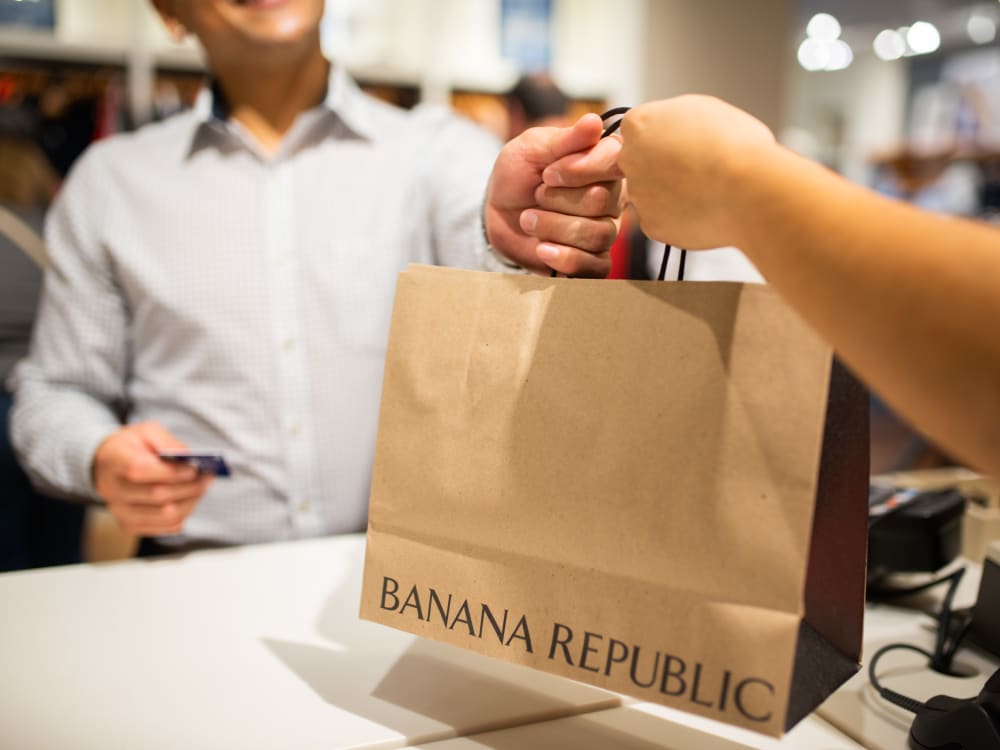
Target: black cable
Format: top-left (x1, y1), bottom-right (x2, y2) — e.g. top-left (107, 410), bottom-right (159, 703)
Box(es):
top-left (932, 566), bottom-right (969, 674)
top-left (865, 563), bottom-right (974, 719)
top-left (868, 643), bottom-right (933, 714)
top-left (867, 567), bottom-right (965, 601)
top-left (939, 613), bottom-right (974, 671)
top-left (867, 566), bottom-right (968, 674)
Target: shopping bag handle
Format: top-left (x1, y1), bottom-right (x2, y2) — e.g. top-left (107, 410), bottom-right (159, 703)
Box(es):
top-left (657, 245), bottom-right (687, 282)
top-left (599, 106), bottom-right (630, 138)
top-left (549, 106), bottom-right (686, 282)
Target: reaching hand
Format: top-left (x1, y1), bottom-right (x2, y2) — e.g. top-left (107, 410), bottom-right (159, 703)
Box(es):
top-left (93, 422), bottom-right (213, 537)
top-left (618, 95), bottom-right (776, 250)
top-left (484, 113), bottom-right (626, 277)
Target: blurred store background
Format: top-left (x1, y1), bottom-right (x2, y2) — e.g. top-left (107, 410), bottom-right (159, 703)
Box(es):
top-left (1, 0), bottom-right (998, 477)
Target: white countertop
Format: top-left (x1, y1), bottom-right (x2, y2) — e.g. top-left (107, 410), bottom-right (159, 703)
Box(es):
top-left (2, 533), bottom-right (977, 750)
top-left (405, 701), bottom-right (863, 749)
top-left (0, 535), bottom-right (619, 750)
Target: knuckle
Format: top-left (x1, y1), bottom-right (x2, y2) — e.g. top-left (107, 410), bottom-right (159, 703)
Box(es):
top-left (579, 219), bottom-right (614, 252)
top-left (583, 185), bottom-right (609, 215)
top-left (598, 220), bottom-right (619, 248)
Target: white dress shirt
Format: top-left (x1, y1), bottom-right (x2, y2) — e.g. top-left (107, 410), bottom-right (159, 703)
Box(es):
top-left (646, 243), bottom-right (765, 284)
top-left (11, 64), bottom-right (504, 545)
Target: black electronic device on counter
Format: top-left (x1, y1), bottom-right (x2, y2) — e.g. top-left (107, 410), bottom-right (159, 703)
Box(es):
top-left (969, 542), bottom-right (1000, 660)
top-left (908, 666), bottom-right (1000, 749)
top-left (868, 486), bottom-right (967, 581)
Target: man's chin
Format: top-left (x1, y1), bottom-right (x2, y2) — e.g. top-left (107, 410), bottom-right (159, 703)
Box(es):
top-left (208, 27), bottom-right (320, 70)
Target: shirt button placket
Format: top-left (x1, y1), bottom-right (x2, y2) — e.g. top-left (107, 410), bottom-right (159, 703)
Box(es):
top-left (266, 160), bottom-right (322, 537)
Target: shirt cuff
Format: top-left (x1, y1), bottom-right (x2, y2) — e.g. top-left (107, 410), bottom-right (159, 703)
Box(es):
top-left (480, 203), bottom-right (524, 272)
top-left (63, 423), bottom-right (121, 502)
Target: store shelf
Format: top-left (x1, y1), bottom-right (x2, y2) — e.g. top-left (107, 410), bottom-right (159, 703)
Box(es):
top-left (0, 26), bottom-right (204, 71)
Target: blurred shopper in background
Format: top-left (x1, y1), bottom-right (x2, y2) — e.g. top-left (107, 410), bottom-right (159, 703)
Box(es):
top-left (617, 95), bottom-right (1000, 478)
top-left (10, 0), bottom-right (624, 554)
top-left (0, 126), bottom-right (85, 571)
top-left (505, 73), bottom-right (571, 139)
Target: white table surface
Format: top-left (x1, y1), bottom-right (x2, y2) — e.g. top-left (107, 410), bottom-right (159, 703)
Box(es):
top-left (405, 702), bottom-right (863, 749)
top-left (0, 535), bottom-right (620, 750)
top-left (0, 533), bottom-right (952, 750)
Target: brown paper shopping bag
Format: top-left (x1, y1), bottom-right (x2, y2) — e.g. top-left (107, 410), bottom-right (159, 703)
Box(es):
top-left (360, 264), bottom-right (868, 736)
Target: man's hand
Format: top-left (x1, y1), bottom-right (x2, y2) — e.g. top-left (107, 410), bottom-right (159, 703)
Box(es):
top-left (618, 95), bottom-right (776, 250)
top-left (484, 113), bottom-right (625, 277)
top-left (93, 422), bottom-right (213, 537)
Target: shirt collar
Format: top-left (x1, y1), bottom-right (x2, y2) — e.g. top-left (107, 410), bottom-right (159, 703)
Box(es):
top-left (322, 63), bottom-right (379, 141)
top-left (188, 61), bottom-right (381, 157)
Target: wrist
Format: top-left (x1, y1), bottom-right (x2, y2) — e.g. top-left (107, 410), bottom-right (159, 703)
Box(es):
top-left (724, 140), bottom-right (783, 251)
top-left (726, 141), bottom-right (809, 260)
top-left (481, 203), bottom-right (522, 270)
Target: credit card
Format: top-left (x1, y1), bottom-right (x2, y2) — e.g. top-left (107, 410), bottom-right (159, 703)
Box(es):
top-left (158, 452), bottom-right (232, 477)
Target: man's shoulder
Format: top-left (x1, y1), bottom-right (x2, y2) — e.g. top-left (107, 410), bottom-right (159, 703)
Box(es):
top-left (79, 110), bottom-right (201, 169)
top-left (348, 85), bottom-right (499, 153)
top-left (56, 110), bottom-right (202, 210)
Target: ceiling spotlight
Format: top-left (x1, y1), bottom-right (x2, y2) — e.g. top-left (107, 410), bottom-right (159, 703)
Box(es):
top-left (873, 29), bottom-right (906, 61)
top-left (798, 38), bottom-right (830, 71)
top-left (907, 21), bottom-right (941, 55)
top-left (825, 40), bottom-right (854, 71)
top-left (967, 13), bottom-right (997, 45)
top-left (797, 37), bottom-right (853, 72)
top-left (806, 12), bottom-right (842, 42)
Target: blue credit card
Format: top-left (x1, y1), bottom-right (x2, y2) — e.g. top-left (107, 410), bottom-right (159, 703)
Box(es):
top-left (158, 452), bottom-right (232, 477)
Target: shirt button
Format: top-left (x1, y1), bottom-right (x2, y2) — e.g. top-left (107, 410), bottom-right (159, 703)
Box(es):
top-left (283, 338), bottom-right (297, 351)
top-left (288, 423), bottom-right (302, 437)
top-left (298, 499), bottom-right (312, 513)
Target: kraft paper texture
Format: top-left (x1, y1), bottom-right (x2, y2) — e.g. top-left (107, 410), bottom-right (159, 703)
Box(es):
top-left (361, 265), bottom-right (868, 737)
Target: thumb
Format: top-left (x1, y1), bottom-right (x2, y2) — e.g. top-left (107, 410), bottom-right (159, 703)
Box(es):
top-left (536, 112), bottom-right (604, 164)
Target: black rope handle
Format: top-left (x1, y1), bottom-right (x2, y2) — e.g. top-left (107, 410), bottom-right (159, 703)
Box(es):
top-left (546, 106), bottom-right (687, 282)
top-left (599, 106), bottom-right (631, 138)
top-left (550, 107), bottom-right (634, 278)
top-left (658, 245), bottom-right (671, 281)
top-left (657, 246), bottom-right (687, 282)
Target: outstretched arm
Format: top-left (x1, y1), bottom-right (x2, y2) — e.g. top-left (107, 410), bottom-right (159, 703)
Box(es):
top-left (620, 95), bottom-right (1000, 477)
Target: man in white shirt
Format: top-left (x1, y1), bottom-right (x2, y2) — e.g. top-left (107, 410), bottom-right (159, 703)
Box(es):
top-left (11, 0), bottom-right (625, 550)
